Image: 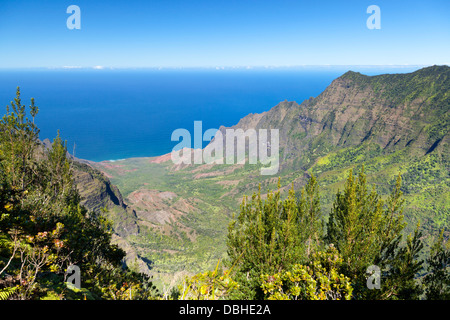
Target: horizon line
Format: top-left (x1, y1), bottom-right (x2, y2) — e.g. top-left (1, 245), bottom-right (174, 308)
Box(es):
top-left (0, 64), bottom-right (444, 71)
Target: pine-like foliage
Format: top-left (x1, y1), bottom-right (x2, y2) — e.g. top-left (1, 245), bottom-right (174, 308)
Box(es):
top-left (423, 230), bottom-right (450, 299)
top-left (226, 176), bottom-right (322, 299)
top-left (325, 167), bottom-right (409, 298)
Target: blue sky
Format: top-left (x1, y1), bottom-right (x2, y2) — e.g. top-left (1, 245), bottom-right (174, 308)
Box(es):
top-left (0, 0), bottom-right (449, 68)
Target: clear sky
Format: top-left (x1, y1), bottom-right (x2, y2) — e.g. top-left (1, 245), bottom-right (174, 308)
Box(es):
top-left (0, 0), bottom-right (449, 68)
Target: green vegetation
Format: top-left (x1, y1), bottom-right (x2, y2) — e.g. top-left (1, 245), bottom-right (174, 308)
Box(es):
top-left (182, 171), bottom-right (448, 300)
top-left (0, 88), bottom-right (159, 300)
top-left (260, 247), bottom-right (353, 300)
top-left (226, 176), bottom-right (321, 299)
top-left (422, 230), bottom-right (450, 299)
top-left (176, 260), bottom-right (238, 300)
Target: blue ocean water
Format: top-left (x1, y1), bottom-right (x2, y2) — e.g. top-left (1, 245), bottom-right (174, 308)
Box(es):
top-left (0, 67), bottom-right (421, 162)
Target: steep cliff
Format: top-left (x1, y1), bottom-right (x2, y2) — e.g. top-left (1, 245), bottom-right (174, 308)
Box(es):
top-left (216, 65), bottom-right (448, 171)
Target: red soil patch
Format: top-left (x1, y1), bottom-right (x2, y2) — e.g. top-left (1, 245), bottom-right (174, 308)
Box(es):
top-left (150, 153), bottom-right (172, 164)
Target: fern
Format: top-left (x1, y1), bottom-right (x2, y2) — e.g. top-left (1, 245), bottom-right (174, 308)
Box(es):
top-left (0, 286), bottom-right (17, 300)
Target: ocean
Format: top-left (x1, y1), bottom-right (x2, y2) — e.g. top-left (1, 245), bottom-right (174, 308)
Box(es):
top-left (0, 67), bottom-right (421, 162)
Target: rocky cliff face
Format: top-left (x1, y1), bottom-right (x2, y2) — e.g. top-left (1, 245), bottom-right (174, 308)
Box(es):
top-left (73, 161), bottom-right (139, 236)
top-left (215, 65), bottom-right (449, 172)
top-left (38, 137), bottom-right (150, 272)
top-left (74, 166), bottom-right (124, 211)
top-left (70, 161), bottom-right (155, 272)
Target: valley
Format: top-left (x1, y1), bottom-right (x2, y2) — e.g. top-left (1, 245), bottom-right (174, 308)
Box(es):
top-left (77, 66), bottom-right (448, 289)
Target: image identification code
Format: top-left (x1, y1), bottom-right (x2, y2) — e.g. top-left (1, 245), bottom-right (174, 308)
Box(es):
top-left (179, 304), bottom-right (271, 317)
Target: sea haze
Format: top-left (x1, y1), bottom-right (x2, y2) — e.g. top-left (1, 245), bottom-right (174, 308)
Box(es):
top-left (0, 67), bottom-right (422, 162)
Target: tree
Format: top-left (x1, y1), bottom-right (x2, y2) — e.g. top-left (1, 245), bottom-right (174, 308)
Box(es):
top-left (326, 167), bottom-right (425, 299)
top-left (0, 87), bottom-right (39, 191)
top-left (297, 174), bottom-right (322, 257)
top-left (373, 224), bottom-right (424, 299)
top-left (45, 131), bottom-right (74, 201)
top-left (226, 176), bottom-right (322, 299)
top-left (422, 229), bottom-right (450, 299)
